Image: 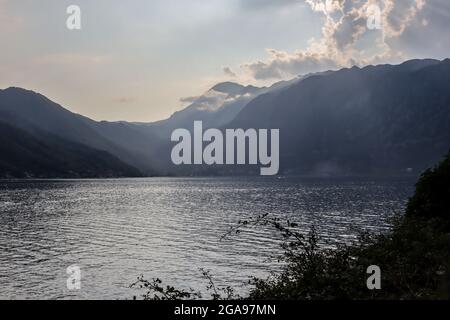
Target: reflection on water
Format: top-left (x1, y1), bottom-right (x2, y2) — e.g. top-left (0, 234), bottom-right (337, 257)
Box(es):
top-left (0, 177), bottom-right (415, 299)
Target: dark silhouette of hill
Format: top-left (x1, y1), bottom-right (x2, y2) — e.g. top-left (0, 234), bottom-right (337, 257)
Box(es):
top-left (249, 151), bottom-right (450, 299)
top-left (147, 82), bottom-right (265, 140)
top-left (1, 59), bottom-right (450, 177)
top-left (0, 122), bottom-right (141, 178)
top-left (229, 59), bottom-right (450, 176)
top-left (0, 87), bottom-right (159, 175)
top-left (131, 151), bottom-right (450, 300)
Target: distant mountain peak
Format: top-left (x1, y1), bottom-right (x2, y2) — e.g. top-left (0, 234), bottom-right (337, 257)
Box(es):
top-left (399, 58), bottom-right (439, 65)
top-left (397, 58), bottom-right (440, 71)
top-left (1, 87), bottom-right (53, 105)
top-left (2, 86), bottom-right (32, 94)
top-left (2, 86), bottom-right (41, 94)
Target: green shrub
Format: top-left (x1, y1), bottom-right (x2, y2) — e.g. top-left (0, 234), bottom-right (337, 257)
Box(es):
top-left (133, 152), bottom-right (450, 300)
top-left (250, 152), bottom-right (450, 300)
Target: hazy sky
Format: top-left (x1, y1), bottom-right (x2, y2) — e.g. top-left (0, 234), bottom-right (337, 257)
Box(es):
top-left (0, 0), bottom-right (449, 122)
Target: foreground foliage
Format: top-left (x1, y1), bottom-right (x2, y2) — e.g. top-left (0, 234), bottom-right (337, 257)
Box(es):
top-left (250, 152), bottom-right (450, 300)
top-left (133, 152), bottom-right (450, 300)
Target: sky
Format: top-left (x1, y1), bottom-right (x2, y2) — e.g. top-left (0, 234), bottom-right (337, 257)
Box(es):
top-left (0, 0), bottom-right (449, 122)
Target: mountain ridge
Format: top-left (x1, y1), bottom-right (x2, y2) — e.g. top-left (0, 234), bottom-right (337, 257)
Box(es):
top-left (229, 58), bottom-right (450, 175)
top-left (1, 58), bottom-right (449, 177)
top-left (0, 121), bottom-right (141, 178)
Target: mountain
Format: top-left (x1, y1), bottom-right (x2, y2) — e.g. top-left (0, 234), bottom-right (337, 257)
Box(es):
top-left (229, 58), bottom-right (450, 175)
top-left (139, 59), bottom-right (450, 176)
top-left (0, 87), bottom-right (160, 175)
top-left (0, 122), bottom-right (141, 178)
top-left (0, 75), bottom-right (325, 177)
top-left (144, 73), bottom-right (335, 143)
top-left (136, 78), bottom-right (322, 175)
top-left (147, 82), bottom-right (264, 140)
top-left (1, 58), bottom-right (449, 178)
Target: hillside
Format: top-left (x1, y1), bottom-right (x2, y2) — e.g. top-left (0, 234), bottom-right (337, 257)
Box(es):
top-left (229, 59), bottom-right (450, 175)
top-left (0, 122), bottom-right (141, 178)
top-left (1, 59), bottom-right (450, 177)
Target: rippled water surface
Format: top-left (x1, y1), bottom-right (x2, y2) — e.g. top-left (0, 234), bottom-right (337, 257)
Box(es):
top-left (0, 177), bottom-right (415, 299)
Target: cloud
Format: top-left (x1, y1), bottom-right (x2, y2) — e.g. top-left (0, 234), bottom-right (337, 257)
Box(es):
top-left (236, 0), bottom-right (429, 80)
top-left (223, 66), bottom-right (237, 77)
top-left (395, 0), bottom-right (450, 58)
top-left (179, 96), bottom-right (200, 104)
top-left (241, 48), bottom-right (339, 80)
top-left (180, 90), bottom-right (230, 111)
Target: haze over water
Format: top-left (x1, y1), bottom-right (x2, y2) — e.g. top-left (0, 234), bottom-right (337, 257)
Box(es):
top-left (0, 177), bottom-right (415, 299)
